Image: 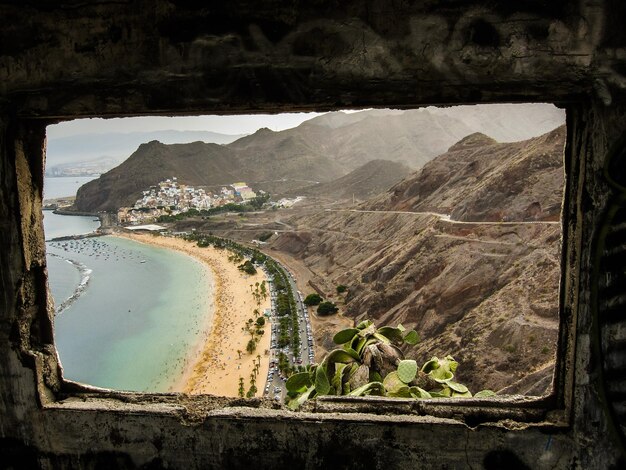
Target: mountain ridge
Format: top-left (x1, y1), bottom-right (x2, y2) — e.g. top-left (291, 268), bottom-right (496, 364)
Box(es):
top-left (72, 105), bottom-right (565, 212)
top-left (291, 159), bottom-right (414, 201)
top-left (370, 125), bottom-right (565, 222)
top-left (46, 129), bottom-right (247, 173)
top-left (73, 141), bottom-right (247, 212)
top-left (264, 126), bottom-right (565, 394)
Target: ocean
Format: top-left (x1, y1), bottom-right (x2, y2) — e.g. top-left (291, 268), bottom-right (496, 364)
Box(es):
top-left (44, 177), bottom-right (212, 392)
top-left (44, 176), bottom-right (98, 200)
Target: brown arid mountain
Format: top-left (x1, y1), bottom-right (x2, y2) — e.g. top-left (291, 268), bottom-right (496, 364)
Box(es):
top-left (370, 127), bottom-right (565, 221)
top-left (291, 159), bottom-right (414, 201)
top-left (425, 103), bottom-right (566, 143)
top-left (72, 105), bottom-right (564, 212)
top-left (46, 129), bottom-right (246, 171)
top-left (264, 125), bottom-right (566, 395)
top-left (73, 141), bottom-right (248, 212)
top-left (223, 126), bottom-right (347, 194)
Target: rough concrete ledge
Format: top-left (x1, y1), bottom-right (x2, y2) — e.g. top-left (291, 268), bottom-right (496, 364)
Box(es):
top-left (31, 394), bottom-right (577, 469)
top-left (44, 386), bottom-right (566, 432)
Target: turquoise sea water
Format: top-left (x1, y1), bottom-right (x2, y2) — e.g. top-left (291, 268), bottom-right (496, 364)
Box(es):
top-left (44, 178), bottom-right (213, 392)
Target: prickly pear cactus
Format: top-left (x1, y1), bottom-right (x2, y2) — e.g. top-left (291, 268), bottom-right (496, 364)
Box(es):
top-left (286, 320), bottom-right (494, 409)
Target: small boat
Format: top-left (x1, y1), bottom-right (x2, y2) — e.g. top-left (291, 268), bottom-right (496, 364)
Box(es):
top-left (140, 260), bottom-right (147, 263)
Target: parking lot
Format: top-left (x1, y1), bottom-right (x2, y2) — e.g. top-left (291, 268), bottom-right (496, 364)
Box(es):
top-left (262, 262), bottom-right (314, 402)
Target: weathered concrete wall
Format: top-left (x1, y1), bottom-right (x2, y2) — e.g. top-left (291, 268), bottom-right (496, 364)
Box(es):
top-left (0, 1), bottom-right (626, 468)
top-left (0, 0), bottom-right (625, 116)
top-left (565, 103), bottom-right (626, 468)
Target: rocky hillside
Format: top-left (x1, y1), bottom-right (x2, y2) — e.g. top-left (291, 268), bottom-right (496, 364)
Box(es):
top-left (292, 159), bottom-right (413, 201)
top-left (371, 126), bottom-right (566, 221)
top-left (73, 141), bottom-right (248, 212)
top-left (72, 105), bottom-right (564, 212)
top-left (267, 127), bottom-right (566, 395)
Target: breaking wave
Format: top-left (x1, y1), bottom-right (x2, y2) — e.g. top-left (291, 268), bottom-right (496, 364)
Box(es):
top-left (50, 253), bottom-right (92, 315)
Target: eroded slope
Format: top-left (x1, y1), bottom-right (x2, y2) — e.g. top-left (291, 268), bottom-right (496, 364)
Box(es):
top-left (269, 127), bottom-right (565, 394)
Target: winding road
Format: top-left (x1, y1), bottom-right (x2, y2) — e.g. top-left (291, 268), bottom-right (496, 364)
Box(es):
top-left (323, 208), bottom-right (560, 226)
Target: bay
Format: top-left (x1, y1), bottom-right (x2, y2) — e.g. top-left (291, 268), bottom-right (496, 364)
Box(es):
top-left (48, 236), bottom-right (212, 392)
top-left (43, 176), bottom-right (212, 392)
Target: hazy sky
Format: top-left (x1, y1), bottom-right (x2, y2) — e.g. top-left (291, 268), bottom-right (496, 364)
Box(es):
top-left (47, 113), bottom-right (326, 139)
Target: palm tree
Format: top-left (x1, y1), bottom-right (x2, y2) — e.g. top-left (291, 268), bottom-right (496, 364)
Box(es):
top-left (237, 349), bottom-right (242, 359)
top-left (238, 377), bottom-right (245, 398)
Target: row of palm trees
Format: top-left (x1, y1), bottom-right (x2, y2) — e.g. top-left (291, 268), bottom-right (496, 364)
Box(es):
top-left (238, 355), bottom-right (263, 397)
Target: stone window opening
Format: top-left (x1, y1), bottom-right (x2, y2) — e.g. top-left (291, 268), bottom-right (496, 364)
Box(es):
top-left (15, 106), bottom-right (576, 432)
top-left (2, 1), bottom-right (626, 465)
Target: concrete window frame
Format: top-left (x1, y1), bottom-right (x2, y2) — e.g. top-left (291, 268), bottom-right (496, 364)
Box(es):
top-left (12, 107), bottom-right (577, 431)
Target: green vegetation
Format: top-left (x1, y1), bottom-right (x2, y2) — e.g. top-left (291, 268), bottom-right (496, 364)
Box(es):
top-left (248, 193), bottom-right (271, 210)
top-left (246, 369), bottom-right (258, 398)
top-left (503, 344), bottom-right (516, 354)
top-left (336, 285), bottom-right (348, 294)
top-left (278, 352), bottom-right (291, 376)
top-left (251, 281), bottom-right (267, 306)
top-left (228, 252), bottom-right (244, 264)
top-left (243, 314), bottom-right (265, 353)
top-left (285, 320), bottom-right (494, 410)
top-left (243, 358), bottom-right (262, 397)
top-left (317, 301), bottom-right (338, 316)
top-left (303, 293), bottom-right (323, 306)
top-left (184, 232), bottom-right (302, 361)
top-left (238, 260), bottom-right (257, 275)
top-left (156, 193), bottom-right (271, 223)
top-left (238, 377), bottom-right (245, 398)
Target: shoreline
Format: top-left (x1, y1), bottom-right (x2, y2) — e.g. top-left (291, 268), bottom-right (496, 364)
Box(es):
top-left (115, 232), bottom-right (272, 397)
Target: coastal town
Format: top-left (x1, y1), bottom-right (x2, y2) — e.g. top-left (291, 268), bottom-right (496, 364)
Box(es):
top-left (115, 177), bottom-right (304, 225)
top-left (117, 178), bottom-right (257, 224)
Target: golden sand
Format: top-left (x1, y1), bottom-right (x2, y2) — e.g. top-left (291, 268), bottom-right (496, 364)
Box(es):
top-left (116, 232), bottom-right (272, 397)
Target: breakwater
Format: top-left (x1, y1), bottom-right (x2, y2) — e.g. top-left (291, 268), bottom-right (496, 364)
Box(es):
top-left (48, 253), bottom-right (92, 315)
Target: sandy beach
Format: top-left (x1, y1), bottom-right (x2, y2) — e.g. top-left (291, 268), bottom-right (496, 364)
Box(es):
top-left (116, 232), bottom-right (272, 397)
